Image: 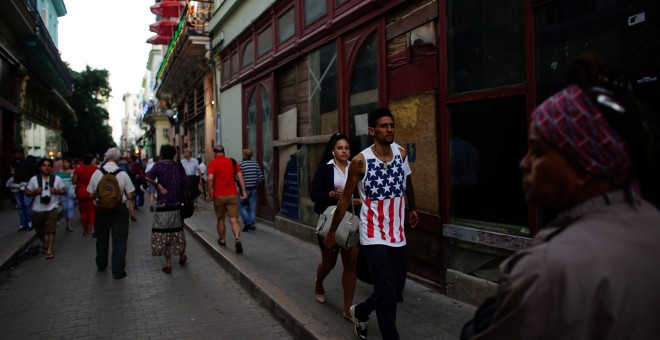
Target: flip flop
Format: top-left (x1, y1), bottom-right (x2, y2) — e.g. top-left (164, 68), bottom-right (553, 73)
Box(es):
top-left (45, 253), bottom-right (54, 260)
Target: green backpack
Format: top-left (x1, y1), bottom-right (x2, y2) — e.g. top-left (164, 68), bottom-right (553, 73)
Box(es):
top-left (95, 165), bottom-right (123, 213)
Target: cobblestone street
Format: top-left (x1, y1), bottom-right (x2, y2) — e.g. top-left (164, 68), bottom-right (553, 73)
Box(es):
top-left (0, 207), bottom-right (293, 339)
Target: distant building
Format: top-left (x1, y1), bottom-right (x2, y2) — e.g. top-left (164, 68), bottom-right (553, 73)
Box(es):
top-left (150, 0), bottom-right (660, 305)
top-left (0, 0), bottom-right (74, 174)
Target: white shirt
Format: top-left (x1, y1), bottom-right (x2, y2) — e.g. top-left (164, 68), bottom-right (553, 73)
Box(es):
top-left (198, 162), bottom-right (207, 181)
top-left (181, 157), bottom-right (199, 176)
top-left (87, 162), bottom-right (135, 203)
top-left (145, 158), bottom-right (155, 173)
top-left (27, 175), bottom-right (64, 212)
top-left (329, 159), bottom-right (348, 191)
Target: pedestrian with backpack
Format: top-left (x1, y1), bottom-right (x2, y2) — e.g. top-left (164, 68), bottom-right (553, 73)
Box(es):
top-left (25, 158), bottom-right (66, 260)
top-left (87, 148), bottom-right (135, 280)
top-left (205, 145), bottom-right (247, 253)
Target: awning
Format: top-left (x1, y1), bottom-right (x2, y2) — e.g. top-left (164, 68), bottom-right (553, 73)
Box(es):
top-left (149, 20), bottom-right (178, 37)
top-left (146, 35), bottom-right (172, 45)
top-left (150, 1), bottom-right (186, 18)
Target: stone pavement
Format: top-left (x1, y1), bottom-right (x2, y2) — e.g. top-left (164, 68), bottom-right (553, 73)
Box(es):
top-left (0, 201), bottom-right (36, 273)
top-left (0, 201), bottom-right (293, 339)
top-left (0, 198), bottom-right (476, 339)
top-left (184, 200), bottom-right (476, 339)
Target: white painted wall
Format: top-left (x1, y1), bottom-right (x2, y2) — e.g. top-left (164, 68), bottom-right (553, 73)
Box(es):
top-left (218, 84), bottom-right (242, 159)
top-left (210, 0), bottom-right (275, 161)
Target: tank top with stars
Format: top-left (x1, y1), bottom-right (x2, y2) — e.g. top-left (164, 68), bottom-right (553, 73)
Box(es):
top-left (357, 143), bottom-right (411, 247)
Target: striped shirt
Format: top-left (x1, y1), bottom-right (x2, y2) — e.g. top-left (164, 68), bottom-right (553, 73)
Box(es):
top-left (239, 159), bottom-right (264, 189)
top-left (357, 143), bottom-right (411, 247)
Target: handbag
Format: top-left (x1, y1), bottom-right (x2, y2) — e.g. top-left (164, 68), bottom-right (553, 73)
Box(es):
top-left (178, 162), bottom-right (194, 219)
top-left (316, 199), bottom-right (359, 249)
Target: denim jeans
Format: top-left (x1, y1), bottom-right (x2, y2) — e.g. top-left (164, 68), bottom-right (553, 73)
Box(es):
top-left (14, 191), bottom-right (33, 227)
top-left (239, 187), bottom-right (258, 226)
top-left (60, 194), bottom-right (75, 219)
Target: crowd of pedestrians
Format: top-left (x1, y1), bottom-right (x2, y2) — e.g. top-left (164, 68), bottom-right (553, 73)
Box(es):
top-left (3, 54), bottom-right (660, 339)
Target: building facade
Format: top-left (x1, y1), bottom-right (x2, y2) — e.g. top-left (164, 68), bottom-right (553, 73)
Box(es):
top-left (1, 0), bottom-right (73, 181)
top-left (157, 0), bottom-right (659, 303)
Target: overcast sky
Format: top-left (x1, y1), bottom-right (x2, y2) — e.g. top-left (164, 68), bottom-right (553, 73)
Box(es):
top-left (59, 0), bottom-right (157, 145)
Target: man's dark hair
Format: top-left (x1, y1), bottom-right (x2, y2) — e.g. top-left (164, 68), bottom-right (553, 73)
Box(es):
top-left (38, 158), bottom-right (53, 167)
top-left (368, 107), bottom-right (394, 127)
top-left (82, 153), bottom-right (93, 165)
top-left (160, 144), bottom-right (177, 160)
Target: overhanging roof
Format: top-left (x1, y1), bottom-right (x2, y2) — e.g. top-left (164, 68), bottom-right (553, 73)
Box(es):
top-left (155, 32), bottom-right (209, 102)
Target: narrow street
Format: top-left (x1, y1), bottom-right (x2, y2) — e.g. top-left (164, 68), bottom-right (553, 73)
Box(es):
top-left (0, 206), bottom-right (294, 339)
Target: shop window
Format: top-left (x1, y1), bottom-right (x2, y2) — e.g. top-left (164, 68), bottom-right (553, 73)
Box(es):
top-left (447, 0), bottom-right (525, 94)
top-left (196, 119), bottom-right (205, 158)
top-left (535, 0), bottom-right (660, 210)
top-left (21, 118), bottom-right (61, 158)
top-left (535, 0), bottom-right (660, 103)
top-left (242, 40), bottom-right (254, 68)
top-left (278, 8), bottom-right (295, 43)
top-left (247, 86), bottom-right (275, 211)
top-left (231, 52), bottom-right (238, 77)
top-left (449, 96), bottom-right (528, 233)
top-left (222, 58), bottom-right (230, 81)
top-left (260, 87), bottom-right (274, 209)
top-left (307, 42), bottom-right (338, 136)
top-left (188, 124), bottom-right (196, 151)
top-left (304, 0), bottom-right (326, 25)
top-left (296, 42), bottom-right (340, 225)
top-left (348, 33), bottom-right (379, 152)
top-left (258, 25), bottom-right (273, 57)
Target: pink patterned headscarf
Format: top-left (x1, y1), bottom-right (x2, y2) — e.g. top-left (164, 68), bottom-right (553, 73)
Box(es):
top-left (532, 85), bottom-right (637, 194)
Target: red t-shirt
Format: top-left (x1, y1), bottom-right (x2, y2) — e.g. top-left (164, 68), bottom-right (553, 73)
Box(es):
top-left (73, 164), bottom-right (98, 200)
top-left (207, 155), bottom-right (241, 197)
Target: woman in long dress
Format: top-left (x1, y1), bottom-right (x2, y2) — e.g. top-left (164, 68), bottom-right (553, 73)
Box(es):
top-left (72, 154), bottom-right (98, 236)
top-left (145, 145), bottom-right (188, 274)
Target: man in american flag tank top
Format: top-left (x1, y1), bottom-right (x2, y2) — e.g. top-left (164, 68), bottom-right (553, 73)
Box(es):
top-left (324, 108), bottom-right (419, 340)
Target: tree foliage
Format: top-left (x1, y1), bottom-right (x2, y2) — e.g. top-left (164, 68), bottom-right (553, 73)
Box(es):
top-left (62, 66), bottom-right (117, 157)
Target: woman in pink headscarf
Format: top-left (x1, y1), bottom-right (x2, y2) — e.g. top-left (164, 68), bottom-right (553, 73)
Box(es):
top-left (463, 55), bottom-right (660, 340)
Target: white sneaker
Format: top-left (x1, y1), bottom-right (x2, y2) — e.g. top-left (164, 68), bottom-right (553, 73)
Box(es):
top-left (350, 304), bottom-right (368, 339)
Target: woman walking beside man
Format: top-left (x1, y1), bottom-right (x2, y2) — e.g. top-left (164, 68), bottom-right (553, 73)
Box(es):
top-left (310, 132), bottom-right (359, 322)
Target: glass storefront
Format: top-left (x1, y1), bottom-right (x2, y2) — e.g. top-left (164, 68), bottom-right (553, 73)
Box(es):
top-left (447, 0), bottom-right (525, 94)
top-left (348, 33), bottom-right (378, 153)
top-left (448, 96), bottom-right (529, 234)
top-left (20, 118), bottom-right (62, 158)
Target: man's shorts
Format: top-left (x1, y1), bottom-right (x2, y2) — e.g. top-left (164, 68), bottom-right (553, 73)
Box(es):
top-left (32, 208), bottom-right (58, 235)
top-left (213, 194), bottom-right (239, 220)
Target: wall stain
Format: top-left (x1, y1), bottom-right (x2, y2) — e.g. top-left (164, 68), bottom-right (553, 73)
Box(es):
top-left (390, 97), bottom-right (420, 128)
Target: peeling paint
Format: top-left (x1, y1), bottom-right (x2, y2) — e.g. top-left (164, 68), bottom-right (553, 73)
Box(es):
top-left (390, 97), bottom-right (420, 128)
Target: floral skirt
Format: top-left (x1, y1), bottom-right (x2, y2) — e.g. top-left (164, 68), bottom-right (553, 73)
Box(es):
top-left (151, 209), bottom-right (186, 257)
